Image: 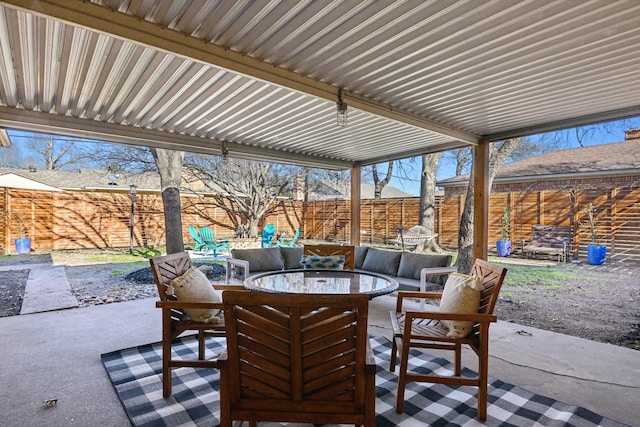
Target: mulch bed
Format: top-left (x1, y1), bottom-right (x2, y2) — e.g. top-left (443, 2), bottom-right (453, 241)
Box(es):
top-left (0, 269), bottom-right (29, 317)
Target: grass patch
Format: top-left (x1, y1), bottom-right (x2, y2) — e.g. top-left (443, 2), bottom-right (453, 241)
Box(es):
top-left (494, 263), bottom-right (580, 288)
top-left (108, 261), bottom-right (150, 277)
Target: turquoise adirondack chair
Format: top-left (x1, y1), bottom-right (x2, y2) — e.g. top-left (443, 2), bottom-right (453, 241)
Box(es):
top-left (262, 224), bottom-right (276, 247)
top-left (199, 226), bottom-right (231, 256)
top-left (276, 227), bottom-right (301, 247)
top-left (188, 225), bottom-right (206, 252)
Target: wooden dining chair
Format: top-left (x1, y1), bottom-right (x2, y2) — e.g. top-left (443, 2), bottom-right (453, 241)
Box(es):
top-left (303, 244), bottom-right (356, 269)
top-left (389, 258), bottom-right (507, 420)
top-left (217, 291), bottom-right (376, 427)
top-left (149, 252), bottom-right (242, 397)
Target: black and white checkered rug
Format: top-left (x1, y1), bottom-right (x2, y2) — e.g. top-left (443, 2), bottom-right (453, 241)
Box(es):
top-left (102, 335), bottom-right (627, 427)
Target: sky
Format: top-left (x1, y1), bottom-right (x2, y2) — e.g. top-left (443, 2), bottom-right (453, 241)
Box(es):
top-left (387, 117), bottom-right (640, 196)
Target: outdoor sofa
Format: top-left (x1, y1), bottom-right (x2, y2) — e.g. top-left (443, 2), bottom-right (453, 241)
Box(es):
top-left (225, 246), bottom-right (454, 292)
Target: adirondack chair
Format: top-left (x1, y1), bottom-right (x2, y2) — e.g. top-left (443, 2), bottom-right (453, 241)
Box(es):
top-left (188, 225), bottom-right (206, 252)
top-left (276, 227), bottom-right (301, 247)
top-left (261, 223), bottom-right (275, 247)
top-left (199, 226), bottom-right (231, 256)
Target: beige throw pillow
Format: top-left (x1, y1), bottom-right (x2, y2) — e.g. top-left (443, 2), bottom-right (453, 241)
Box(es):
top-left (438, 272), bottom-right (483, 338)
top-left (167, 266), bottom-right (222, 324)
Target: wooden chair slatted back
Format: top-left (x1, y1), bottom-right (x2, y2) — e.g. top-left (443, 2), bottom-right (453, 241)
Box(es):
top-left (303, 245), bottom-right (356, 270)
top-left (150, 252), bottom-right (192, 303)
top-left (471, 258), bottom-right (508, 315)
top-left (221, 291), bottom-right (370, 419)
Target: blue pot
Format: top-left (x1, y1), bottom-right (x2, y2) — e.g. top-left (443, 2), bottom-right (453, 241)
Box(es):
top-left (587, 245), bottom-right (606, 265)
top-left (15, 238), bottom-right (31, 254)
top-left (496, 239), bottom-right (511, 257)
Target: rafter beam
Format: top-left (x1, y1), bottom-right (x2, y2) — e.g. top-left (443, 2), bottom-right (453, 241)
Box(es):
top-left (0, 108), bottom-right (353, 169)
top-left (2, 0), bottom-right (480, 146)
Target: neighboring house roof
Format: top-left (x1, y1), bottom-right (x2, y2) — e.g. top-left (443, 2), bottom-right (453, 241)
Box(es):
top-left (437, 138), bottom-right (640, 187)
top-left (0, 168), bottom-right (159, 192)
top-left (308, 180), bottom-right (413, 200)
top-left (0, 167), bottom-right (230, 195)
top-left (0, 173), bottom-right (63, 191)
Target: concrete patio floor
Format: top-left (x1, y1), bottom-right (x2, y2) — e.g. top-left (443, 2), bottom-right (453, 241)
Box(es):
top-left (0, 265), bottom-right (639, 426)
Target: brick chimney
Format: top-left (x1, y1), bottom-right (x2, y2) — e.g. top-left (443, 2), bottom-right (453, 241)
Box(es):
top-left (624, 128), bottom-right (640, 140)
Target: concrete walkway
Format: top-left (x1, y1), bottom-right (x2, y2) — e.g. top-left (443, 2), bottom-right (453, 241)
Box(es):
top-left (0, 263), bottom-right (78, 314)
top-left (0, 264), bottom-right (639, 426)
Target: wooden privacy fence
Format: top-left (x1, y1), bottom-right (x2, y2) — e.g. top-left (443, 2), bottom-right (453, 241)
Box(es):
top-left (3, 186), bottom-right (640, 262)
top-left (0, 188), bottom-right (301, 254)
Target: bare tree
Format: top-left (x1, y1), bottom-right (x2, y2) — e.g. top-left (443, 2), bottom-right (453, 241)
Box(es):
top-left (419, 152), bottom-right (443, 252)
top-left (456, 138), bottom-right (521, 273)
top-left (152, 148), bottom-right (186, 254)
top-left (185, 155), bottom-right (297, 236)
top-left (372, 161), bottom-right (393, 199)
top-left (3, 133), bottom-right (92, 170)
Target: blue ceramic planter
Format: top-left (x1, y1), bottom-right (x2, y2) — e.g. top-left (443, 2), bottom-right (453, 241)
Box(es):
top-left (496, 240), bottom-right (512, 257)
top-left (587, 245), bottom-right (606, 265)
top-left (15, 238), bottom-right (31, 254)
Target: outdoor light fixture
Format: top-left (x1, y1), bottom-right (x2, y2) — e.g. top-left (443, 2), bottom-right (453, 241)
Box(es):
top-left (129, 184), bottom-right (137, 254)
top-left (221, 142), bottom-right (229, 163)
top-left (336, 88), bottom-right (348, 127)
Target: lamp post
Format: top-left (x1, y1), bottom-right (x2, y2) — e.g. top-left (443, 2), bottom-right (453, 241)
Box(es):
top-left (129, 184), bottom-right (137, 254)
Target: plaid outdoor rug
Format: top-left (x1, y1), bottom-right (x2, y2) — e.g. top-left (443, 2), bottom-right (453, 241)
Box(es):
top-left (102, 335), bottom-right (627, 427)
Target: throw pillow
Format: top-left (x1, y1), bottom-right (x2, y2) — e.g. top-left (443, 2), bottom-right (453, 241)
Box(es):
top-left (438, 272), bottom-right (483, 338)
top-left (300, 254), bottom-right (345, 269)
top-left (167, 266), bottom-right (222, 324)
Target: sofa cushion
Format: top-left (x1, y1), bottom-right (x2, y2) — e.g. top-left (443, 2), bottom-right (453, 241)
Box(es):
top-left (395, 276), bottom-right (442, 292)
top-left (280, 246), bottom-right (304, 270)
top-left (354, 246), bottom-right (369, 269)
top-left (231, 247), bottom-right (284, 273)
top-left (361, 248), bottom-right (402, 276)
top-left (397, 252), bottom-right (452, 281)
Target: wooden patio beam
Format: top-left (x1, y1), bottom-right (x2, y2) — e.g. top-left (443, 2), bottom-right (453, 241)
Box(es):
top-left (351, 165), bottom-right (361, 246)
top-left (473, 139), bottom-right (490, 261)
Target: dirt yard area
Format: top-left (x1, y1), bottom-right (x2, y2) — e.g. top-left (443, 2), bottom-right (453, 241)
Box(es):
top-left (1, 251), bottom-right (638, 351)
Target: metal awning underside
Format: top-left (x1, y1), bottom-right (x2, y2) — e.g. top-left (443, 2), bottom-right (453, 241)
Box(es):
top-left (1, 0), bottom-right (639, 170)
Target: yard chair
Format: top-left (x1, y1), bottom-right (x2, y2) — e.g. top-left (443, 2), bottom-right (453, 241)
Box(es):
top-left (188, 225), bottom-right (206, 252)
top-left (303, 244), bottom-right (355, 269)
top-left (217, 291), bottom-right (376, 427)
top-left (389, 258), bottom-right (507, 421)
top-left (276, 226), bottom-right (301, 247)
top-left (261, 223), bottom-right (276, 247)
top-left (199, 226), bottom-right (231, 256)
top-left (149, 252), bottom-right (242, 397)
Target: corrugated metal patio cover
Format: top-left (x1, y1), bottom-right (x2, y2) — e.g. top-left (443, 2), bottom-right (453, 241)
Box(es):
top-left (1, 1), bottom-right (639, 169)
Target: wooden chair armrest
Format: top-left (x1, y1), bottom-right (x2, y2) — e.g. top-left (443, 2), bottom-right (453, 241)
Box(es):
top-left (156, 300), bottom-right (225, 310)
top-left (216, 351), bottom-right (228, 368)
top-left (396, 290), bottom-right (443, 311)
top-left (405, 310), bottom-right (497, 323)
top-left (214, 284), bottom-right (245, 291)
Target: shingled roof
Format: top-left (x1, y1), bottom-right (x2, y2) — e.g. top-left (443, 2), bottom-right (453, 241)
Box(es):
top-left (438, 135), bottom-right (640, 187)
top-left (0, 168), bottom-right (159, 192)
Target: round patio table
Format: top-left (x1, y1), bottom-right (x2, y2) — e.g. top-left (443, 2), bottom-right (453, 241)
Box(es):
top-left (244, 269), bottom-right (398, 299)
